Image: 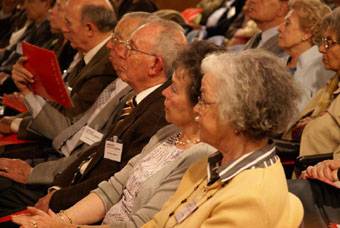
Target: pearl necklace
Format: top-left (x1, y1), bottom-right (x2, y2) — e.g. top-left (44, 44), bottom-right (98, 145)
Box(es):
top-left (175, 132), bottom-right (200, 146)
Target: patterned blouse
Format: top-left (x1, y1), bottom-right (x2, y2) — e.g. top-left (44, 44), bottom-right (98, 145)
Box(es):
top-left (102, 134), bottom-right (183, 224)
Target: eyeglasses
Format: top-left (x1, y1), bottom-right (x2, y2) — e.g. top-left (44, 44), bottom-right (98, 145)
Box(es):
top-left (110, 34), bottom-right (158, 58)
top-left (197, 96), bottom-right (216, 109)
top-left (319, 37), bottom-right (338, 50)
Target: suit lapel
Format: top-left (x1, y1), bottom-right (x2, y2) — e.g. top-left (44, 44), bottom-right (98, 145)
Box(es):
top-left (68, 45), bottom-right (109, 93)
top-left (77, 92), bottom-right (134, 181)
top-left (79, 81), bottom-right (169, 181)
top-left (114, 81), bottom-right (169, 137)
top-left (261, 34), bottom-right (286, 57)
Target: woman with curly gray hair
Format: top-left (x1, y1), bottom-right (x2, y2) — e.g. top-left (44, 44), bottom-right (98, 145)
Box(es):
top-left (142, 49), bottom-right (303, 228)
top-left (278, 0), bottom-right (333, 111)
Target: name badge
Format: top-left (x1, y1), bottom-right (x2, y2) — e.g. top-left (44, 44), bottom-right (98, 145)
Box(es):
top-left (174, 201), bottom-right (198, 224)
top-left (80, 126), bottom-right (103, 145)
top-left (104, 136), bottom-right (123, 162)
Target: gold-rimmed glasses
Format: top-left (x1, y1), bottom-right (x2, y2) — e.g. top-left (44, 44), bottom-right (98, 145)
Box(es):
top-left (110, 34), bottom-right (158, 58)
top-left (319, 36), bottom-right (338, 50)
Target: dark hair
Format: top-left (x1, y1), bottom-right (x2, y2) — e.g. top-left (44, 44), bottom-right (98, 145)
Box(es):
top-left (174, 40), bottom-right (225, 105)
top-left (81, 4), bottom-right (117, 32)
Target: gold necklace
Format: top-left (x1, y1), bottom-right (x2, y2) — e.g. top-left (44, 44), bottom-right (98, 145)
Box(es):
top-left (175, 132), bottom-right (200, 146)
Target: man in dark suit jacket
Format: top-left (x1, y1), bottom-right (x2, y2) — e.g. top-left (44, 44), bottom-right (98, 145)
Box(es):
top-left (0, 0), bottom-right (117, 139)
top-left (0, 16), bottom-right (187, 215)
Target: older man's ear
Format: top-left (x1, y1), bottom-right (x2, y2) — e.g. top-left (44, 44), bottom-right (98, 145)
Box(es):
top-left (149, 56), bottom-right (164, 76)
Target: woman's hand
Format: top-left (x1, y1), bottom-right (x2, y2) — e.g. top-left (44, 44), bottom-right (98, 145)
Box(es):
top-left (301, 160), bottom-right (340, 182)
top-left (12, 207), bottom-right (67, 228)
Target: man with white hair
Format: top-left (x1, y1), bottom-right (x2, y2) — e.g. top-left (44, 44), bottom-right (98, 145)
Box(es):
top-left (0, 16), bottom-right (187, 216)
top-left (0, 0), bottom-right (117, 140)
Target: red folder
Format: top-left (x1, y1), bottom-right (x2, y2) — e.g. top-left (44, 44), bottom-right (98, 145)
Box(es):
top-left (0, 134), bottom-right (32, 146)
top-left (21, 42), bottom-right (73, 108)
top-left (2, 94), bottom-right (28, 113)
top-left (0, 209), bottom-right (29, 223)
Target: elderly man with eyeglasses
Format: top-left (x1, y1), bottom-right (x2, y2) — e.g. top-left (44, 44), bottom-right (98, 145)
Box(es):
top-left (0, 12), bottom-right (187, 217)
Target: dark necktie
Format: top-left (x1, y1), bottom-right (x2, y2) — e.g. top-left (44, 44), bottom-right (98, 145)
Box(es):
top-left (247, 32), bottom-right (262, 49)
top-left (117, 96), bottom-right (136, 122)
top-left (65, 58), bottom-right (85, 84)
top-left (70, 95), bottom-right (136, 184)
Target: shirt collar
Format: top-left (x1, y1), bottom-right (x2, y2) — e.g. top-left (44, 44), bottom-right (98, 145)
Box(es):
top-left (83, 34), bottom-right (112, 65)
top-left (258, 26), bottom-right (279, 47)
top-left (135, 84), bottom-right (162, 104)
top-left (297, 45), bottom-right (322, 70)
top-left (207, 144), bottom-right (277, 185)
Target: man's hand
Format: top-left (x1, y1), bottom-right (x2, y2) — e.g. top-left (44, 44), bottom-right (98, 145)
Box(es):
top-left (0, 158), bottom-right (32, 184)
top-left (301, 159), bottom-right (340, 182)
top-left (12, 56), bottom-right (34, 95)
top-left (35, 190), bottom-right (57, 212)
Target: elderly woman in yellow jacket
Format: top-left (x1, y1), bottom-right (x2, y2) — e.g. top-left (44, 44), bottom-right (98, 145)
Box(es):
top-left (142, 49), bottom-right (304, 228)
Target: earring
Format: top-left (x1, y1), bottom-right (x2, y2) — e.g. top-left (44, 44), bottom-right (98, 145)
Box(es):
top-left (234, 129), bottom-right (240, 135)
top-left (194, 116), bottom-right (200, 122)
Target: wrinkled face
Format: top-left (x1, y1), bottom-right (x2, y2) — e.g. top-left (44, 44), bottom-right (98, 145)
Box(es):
top-left (106, 19), bottom-right (142, 80)
top-left (319, 30), bottom-right (340, 72)
top-left (62, 1), bottom-right (87, 51)
top-left (48, 0), bottom-right (66, 33)
top-left (162, 67), bottom-right (195, 127)
top-left (278, 10), bottom-right (308, 50)
top-left (122, 28), bottom-right (157, 89)
top-left (245, 0), bottom-right (282, 23)
top-left (24, 0), bottom-right (49, 21)
top-left (194, 73), bottom-right (231, 148)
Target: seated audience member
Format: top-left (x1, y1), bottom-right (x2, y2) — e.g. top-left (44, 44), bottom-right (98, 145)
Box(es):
top-left (16, 12), bottom-right (148, 158)
top-left (287, 7), bottom-right (340, 157)
top-left (184, 0), bottom-right (245, 46)
top-left (0, 0), bottom-right (54, 70)
top-left (12, 40), bottom-right (223, 228)
top-left (0, 0), bottom-right (23, 48)
top-left (0, 0), bottom-right (77, 108)
top-left (0, 0), bottom-right (116, 140)
top-left (142, 49), bottom-right (303, 227)
top-left (243, 0), bottom-right (288, 57)
top-left (278, 0), bottom-right (333, 111)
top-left (289, 159), bottom-right (340, 227)
top-left (110, 0), bottom-right (158, 19)
top-left (196, 0), bottom-right (225, 24)
top-left (152, 9), bottom-right (190, 32)
top-left (225, 17), bottom-right (260, 50)
top-left (41, 0), bottom-right (76, 72)
top-left (205, 0), bottom-right (245, 38)
top-left (0, 17), bottom-right (186, 217)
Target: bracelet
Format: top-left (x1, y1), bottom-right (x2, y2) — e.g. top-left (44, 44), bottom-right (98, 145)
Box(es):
top-left (57, 210), bottom-right (73, 224)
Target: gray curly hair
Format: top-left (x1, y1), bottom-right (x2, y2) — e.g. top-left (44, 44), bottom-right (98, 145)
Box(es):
top-left (201, 49), bottom-right (301, 139)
